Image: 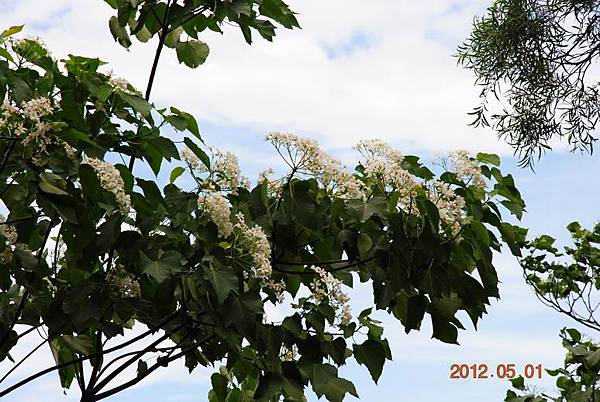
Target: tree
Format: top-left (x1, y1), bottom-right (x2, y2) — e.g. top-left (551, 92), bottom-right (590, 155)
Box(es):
top-left (459, 0), bottom-right (600, 400)
top-left (458, 0), bottom-right (600, 165)
top-left (0, 1), bottom-right (526, 401)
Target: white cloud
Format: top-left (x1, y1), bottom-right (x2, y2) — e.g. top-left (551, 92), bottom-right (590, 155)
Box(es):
top-left (0, 0), bottom-right (511, 158)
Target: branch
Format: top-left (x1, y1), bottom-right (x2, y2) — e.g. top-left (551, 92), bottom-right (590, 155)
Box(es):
top-left (94, 335), bottom-right (215, 401)
top-left (274, 256), bottom-right (375, 275)
top-left (128, 0), bottom-right (173, 172)
top-left (0, 313), bottom-right (179, 398)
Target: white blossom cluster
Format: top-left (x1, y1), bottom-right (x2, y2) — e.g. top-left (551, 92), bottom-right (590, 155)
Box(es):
top-left (428, 181), bottom-right (467, 235)
top-left (281, 345), bottom-right (297, 361)
top-left (180, 146), bottom-right (248, 193)
top-left (106, 265), bottom-right (141, 299)
top-left (445, 150), bottom-right (485, 187)
top-left (0, 215), bottom-right (18, 246)
top-left (0, 215), bottom-right (18, 265)
top-left (233, 212), bottom-right (285, 298)
top-left (0, 97), bottom-right (59, 165)
top-left (198, 192), bottom-right (233, 238)
top-left (180, 147), bottom-right (202, 170)
top-left (308, 266), bottom-right (352, 326)
top-left (84, 157), bottom-right (132, 214)
top-left (265, 132), bottom-right (365, 200)
top-left (355, 139), bottom-right (419, 212)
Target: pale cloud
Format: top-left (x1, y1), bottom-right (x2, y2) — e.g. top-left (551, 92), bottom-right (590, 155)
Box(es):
top-left (0, 0), bottom-right (511, 157)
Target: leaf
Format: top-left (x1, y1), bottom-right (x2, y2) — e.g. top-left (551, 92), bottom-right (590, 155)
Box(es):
top-left (205, 266), bottom-right (239, 303)
top-left (299, 363), bottom-right (358, 402)
top-left (140, 250), bottom-right (183, 283)
top-left (183, 138), bottom-right (210, 169)
top-left (61, 335), bottom-right (94, 355)
top-left (353, 340), bottom-right (386, 383)
top-left (170, 107), bottom-right (202, 141)
top-left (109, 16), bottom-right (132, 48)
top-left (119, 92), bottom-right (152, 117)
top-left (1, 25), bottom-right (24, 39)
top-left (39, 173), bottom-right (69, 196)
top-left (175, 40), bottom-right (210, 68)
top-left (169, 167), bottom-right (185, 183)
top-left (346, 196), bottom-right (387, 223)
top-left (476, 152), bottom-right (500, 166)
top-left (137, 360), bottom-right (148, 377)
top-left (357, 233), bottom-right (372, 257)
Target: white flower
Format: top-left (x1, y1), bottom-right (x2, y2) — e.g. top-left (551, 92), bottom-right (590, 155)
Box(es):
top-left (232, 213), bottom-right (284, 299)
top-left (84, 157), bottom-right (132, 214)
top-left (427, 181), bottom-right (466, 235)
top-left (199, 192), bottom-right (233, 238)
top-left (265, 132), bottom-right (366, 200)
top-left (354, 139), bottom-right (404, 164)
top-left (106, 265), bottom-right (141, 298)
top-left (180, 147), bottom-right (202, 171)
top-left (0, 215), bottom-right (17, 245)
top-left (21, 98), bottom-right (54, 121)
top-left (212, 149), bottom-right (241, 191)
top-left (445, 150), bottom-right (485, 187)
top-left (308, 266), bottom-right (352, 326)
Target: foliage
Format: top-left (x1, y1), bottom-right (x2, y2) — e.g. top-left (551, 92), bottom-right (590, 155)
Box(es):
top-left (522, 222), bottom-right (600, 333)
top-left (104, 0), bottom-right (299, 69)
top-left (0, 3), bottom-right (528, 402)
top-left (505, 328), bottom-right (600, 402)
top-left (457, 0), bottom-right (600, 165)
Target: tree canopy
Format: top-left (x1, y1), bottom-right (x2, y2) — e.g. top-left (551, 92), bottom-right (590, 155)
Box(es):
top-left (458, 0), bottom-right (600, 165)
top-left (0, 1), bottom-right (529, 401)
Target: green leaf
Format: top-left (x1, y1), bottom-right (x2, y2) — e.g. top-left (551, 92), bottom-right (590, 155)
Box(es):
top-left (1, 25), bottom-right (24, 39)
top-left (299, 363), bottom-right (358, 402)
top-left (61, 335), bottom-right (94, 355)
top-left (169, 167), bottom-right (185, 183)
top-left (205, 266), bottom-right (239, 303)
top-left (109, 16), bottom-right (132, 48)
top-left (140, 250), bottom-right (183, 283)
top-left (120, 92), bottom-right (152, 117)
top-left (476, 152), bottom-right (500, 166)
top-left (183, 138), bottom-right (210, 169)
top-left (357, 233), bottom-right (372, 257)
top-left (353, 340), bottom-right (386, 383)
top-left (176, 40), bottom-right (210, 68)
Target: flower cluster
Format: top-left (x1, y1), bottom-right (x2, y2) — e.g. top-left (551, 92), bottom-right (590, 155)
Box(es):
top-left (180, 146), bottom-right (248, 193)
top-left (309, 266), bottom-right (352, 326)
top-left (212, 149), bottom-right (242, 191)
top-left (198, 192), bottom-right (233, 238)
top-left (445, 150), bottom-right (485, 187)
top-left (0, 215), bottom-right (18, 246)
top-left (355, 139), bottom-right (419, 212)
top-left (427, 181), bottom-right (466, 235)
top-left (0, 216), bottom-right (18, 265)
top-left (180, 147), bottom-right (202, 170)
top-left (265, 132), bottom-right (365, 200)
top-left (106, 265), bottom-right (141, 299)
top-left (84, 157), bottom-right (132, 214)
top-left (0, 97), bottom-right (59, 165)
top-left (233, 213), bottom-right (285, 299)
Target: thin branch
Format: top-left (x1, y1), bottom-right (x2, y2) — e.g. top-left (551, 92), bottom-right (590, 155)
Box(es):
top-left (0, 313), bottom-right (179, 398)
top-left (94, 335), bottom-right (215, 401)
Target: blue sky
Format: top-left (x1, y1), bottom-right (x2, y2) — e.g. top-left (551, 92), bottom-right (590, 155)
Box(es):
top-left (1, 0), bottom-right (598, 401)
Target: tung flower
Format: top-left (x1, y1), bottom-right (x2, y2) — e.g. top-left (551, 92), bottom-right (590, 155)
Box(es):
top-left (85, 157), bottom-right (132, 214)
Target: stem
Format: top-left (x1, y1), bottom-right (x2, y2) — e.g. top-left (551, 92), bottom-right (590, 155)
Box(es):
top-left (128, 0), bottom-right (173, 172)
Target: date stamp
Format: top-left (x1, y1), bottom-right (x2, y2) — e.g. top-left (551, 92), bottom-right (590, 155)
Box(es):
top-left (450, 363), bottom-right (543, 380)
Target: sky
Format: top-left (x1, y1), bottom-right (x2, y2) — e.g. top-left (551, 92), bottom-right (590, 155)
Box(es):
top-left (0, 0), bottom-right (599, 401)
